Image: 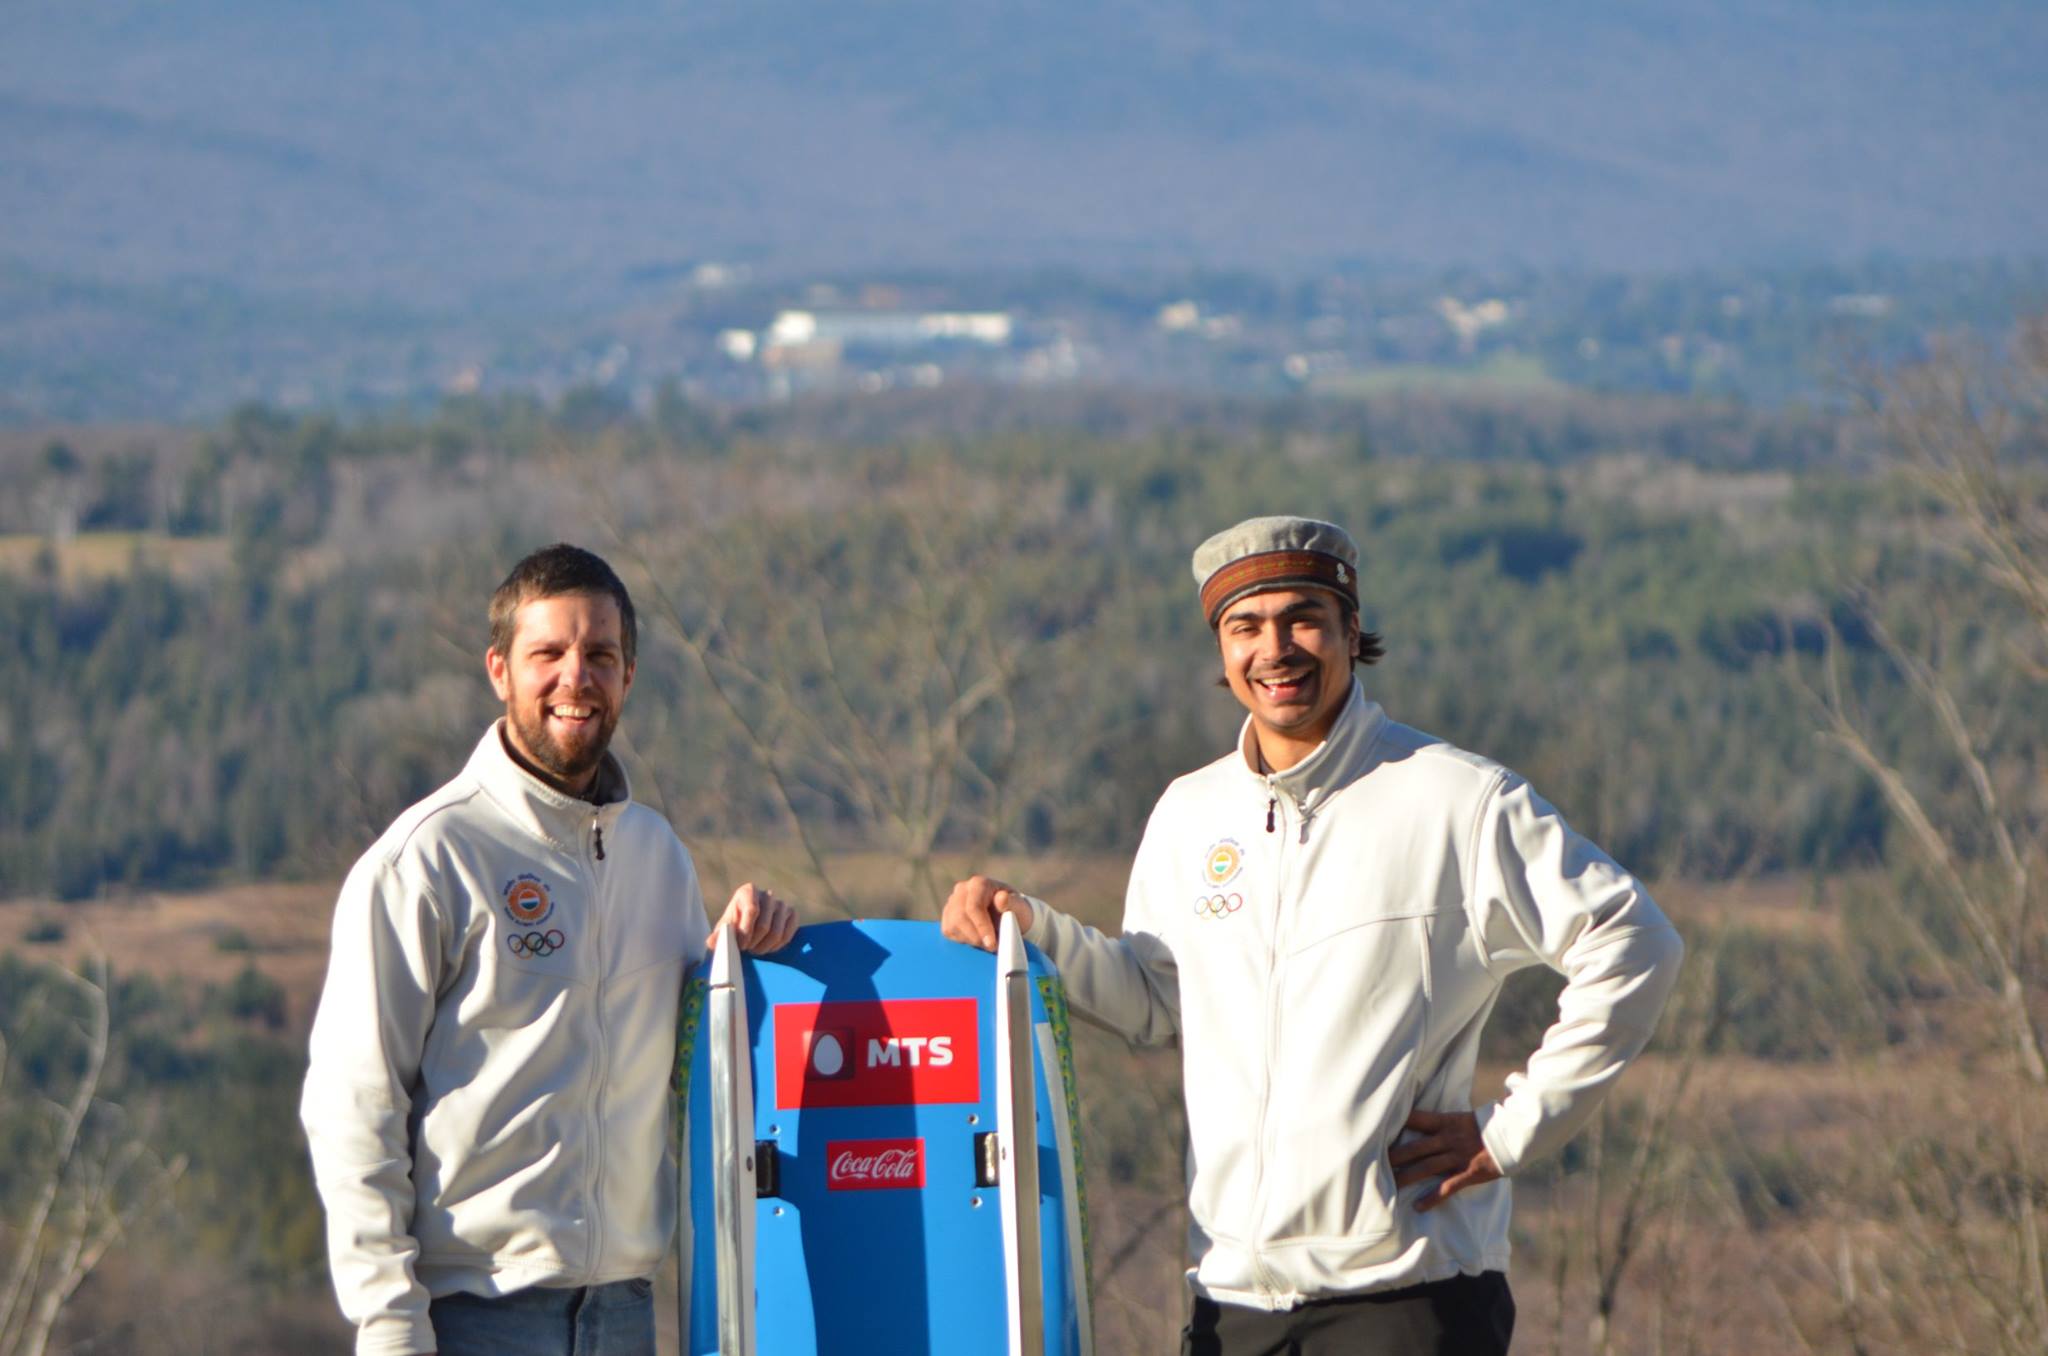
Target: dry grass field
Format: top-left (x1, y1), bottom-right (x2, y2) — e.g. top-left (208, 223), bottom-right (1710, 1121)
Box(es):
top-left (0, 531), bottom-right (235, 585)
top-left (0, 881), bottom-right (336, 1028)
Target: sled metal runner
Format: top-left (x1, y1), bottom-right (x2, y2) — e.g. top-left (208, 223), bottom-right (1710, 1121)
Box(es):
top-left (996, 911), bottom-right (1044, 1356)
top-left (708, 922), bottom-right (757, 1356)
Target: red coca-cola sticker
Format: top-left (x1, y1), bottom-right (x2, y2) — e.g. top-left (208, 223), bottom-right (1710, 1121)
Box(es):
top-left (774, 999), bottom-right (980, 1109)
top-left (826, 1137), bottom-right (927, 1191)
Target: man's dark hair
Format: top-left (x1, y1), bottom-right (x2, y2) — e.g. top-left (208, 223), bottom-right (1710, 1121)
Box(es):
top-left (1353, 612), bottom-right (1386, 667)
top-left (488, 544), bottom-right (638, 666)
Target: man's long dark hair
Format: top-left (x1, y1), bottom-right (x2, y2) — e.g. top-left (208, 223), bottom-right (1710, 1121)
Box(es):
top-left (1354, 613), bottom-right (1387, 666)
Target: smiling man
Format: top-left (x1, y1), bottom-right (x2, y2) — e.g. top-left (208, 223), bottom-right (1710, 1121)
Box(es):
top-left (943, 516), bottom-right (1684, 1355)
top-left (302, 544), bottom-right (796, 1356)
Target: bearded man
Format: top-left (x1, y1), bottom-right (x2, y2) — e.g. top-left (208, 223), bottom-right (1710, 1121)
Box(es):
top-left (944, 516), bottom-right (1684, 1356)
top-left (302, 543), bottom-right (796, 1356)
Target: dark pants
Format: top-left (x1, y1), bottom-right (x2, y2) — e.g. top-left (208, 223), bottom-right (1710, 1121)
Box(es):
top-left (1182, 1272), bottom-right (1515, 1356)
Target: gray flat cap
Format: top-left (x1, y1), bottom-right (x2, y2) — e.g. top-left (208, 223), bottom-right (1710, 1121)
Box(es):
top-left (1192, 515), bottom-right (1360, 626)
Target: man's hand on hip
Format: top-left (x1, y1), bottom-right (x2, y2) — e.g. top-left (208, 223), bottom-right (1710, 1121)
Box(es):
top-left (941, 875), bottom-right (1034, 952)
top-left (708, 883), bottom-right (799, 953)
top-left (1391, 1108), bottom-right (1503, 1212)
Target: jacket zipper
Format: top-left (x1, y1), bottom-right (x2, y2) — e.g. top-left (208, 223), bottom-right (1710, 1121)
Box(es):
top-left (585, 808), bottom-right (612, 1281)
top-left (1246, 780), bottom-right (1290, 1302)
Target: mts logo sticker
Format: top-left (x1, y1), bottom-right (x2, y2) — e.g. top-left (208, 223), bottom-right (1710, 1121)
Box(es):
top-left (774, 999), bottom-right (979, 1108)
top-left (826, 1138), bottom-right (926, 1191)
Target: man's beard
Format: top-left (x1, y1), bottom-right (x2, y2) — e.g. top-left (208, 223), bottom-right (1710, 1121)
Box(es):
top-left (506, 700), bottom-right (619, 788)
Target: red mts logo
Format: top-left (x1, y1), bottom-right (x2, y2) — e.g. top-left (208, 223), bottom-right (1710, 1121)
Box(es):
top-left (826, 1138), bottom-right (926, 1191)
top-left (774, 999), bottom-right (979, 1109)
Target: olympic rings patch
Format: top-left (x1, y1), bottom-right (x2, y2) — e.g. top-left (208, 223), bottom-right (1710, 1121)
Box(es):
top-left (1192, 892), bottom-right (1244, 920)
top-left (507, 929), bottom-right (568, 958)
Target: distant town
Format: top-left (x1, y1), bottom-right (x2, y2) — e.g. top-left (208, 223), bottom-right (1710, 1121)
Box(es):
top-left (3, 257), bottom-right (2043, 423)
top-left (461, 258), bottom-right (2048, 415)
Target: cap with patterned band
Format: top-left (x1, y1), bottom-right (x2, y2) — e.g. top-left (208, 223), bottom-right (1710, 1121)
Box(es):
top-left (1192, 516), bottom-right (1360, 628)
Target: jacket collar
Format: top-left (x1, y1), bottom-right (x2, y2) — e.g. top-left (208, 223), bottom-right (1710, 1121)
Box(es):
top-left (467, 719), bottom-right (632, 854)
top-left (1236, 678), bottom-right (1388, 818)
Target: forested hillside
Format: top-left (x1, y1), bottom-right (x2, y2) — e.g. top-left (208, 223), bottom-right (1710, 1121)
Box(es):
top-left (6, 386), bottom-right (2015, 903)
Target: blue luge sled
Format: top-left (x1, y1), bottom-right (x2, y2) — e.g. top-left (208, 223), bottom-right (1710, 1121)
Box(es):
top-left (676, 918), bottom-right (1093, 1356)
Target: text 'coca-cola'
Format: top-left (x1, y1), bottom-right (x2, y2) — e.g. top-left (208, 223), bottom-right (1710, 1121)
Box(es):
top-left (825, 1137), bottom-right (927, 1191)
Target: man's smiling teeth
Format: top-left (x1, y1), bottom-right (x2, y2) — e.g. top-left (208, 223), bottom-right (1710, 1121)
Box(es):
top-left (550, 705), bottom-right (593, 719)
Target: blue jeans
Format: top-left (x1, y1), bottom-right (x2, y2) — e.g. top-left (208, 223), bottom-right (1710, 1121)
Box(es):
top-left (430, 1278), bottom-right (656, 1356)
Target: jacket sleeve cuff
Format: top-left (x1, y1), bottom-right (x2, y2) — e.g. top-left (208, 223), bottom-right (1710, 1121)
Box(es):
top-left (1473, 1101), bottom-right (1527, 1178)
top-left (1021, 895), bottom-right (1055, 949)
top-left (356, 1310), bottom-right (436, 1356)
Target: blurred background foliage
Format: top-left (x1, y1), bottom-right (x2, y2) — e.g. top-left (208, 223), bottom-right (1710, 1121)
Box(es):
top-left (12, 383), bottom-right (2035, 902)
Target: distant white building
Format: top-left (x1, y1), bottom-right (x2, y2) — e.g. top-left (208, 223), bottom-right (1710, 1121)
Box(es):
top-left (1827, 293), bottom-right (1894, 318)
top-left (763, 309), bottom-right (1013, 351)
top-left (690, 262), bottom-right (746, 289)
top-left (767, 311), bottom-right (820, 347)
top-left (916, 312), bottom-right (1012, 344)
top-left (1436, 296), bottom-right (1512, 351)
top-left (1156, 300), bottom-right (1240, 340)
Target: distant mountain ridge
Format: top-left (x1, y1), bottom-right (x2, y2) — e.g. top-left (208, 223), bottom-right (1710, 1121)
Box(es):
top-left (3, 0), bottom-right (2043, 310)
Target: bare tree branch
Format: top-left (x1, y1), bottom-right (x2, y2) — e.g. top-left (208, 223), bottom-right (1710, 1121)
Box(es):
top-left (0, 956), bottom-right (186, 1356)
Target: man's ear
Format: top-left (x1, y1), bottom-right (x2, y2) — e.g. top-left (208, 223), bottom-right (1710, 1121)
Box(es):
top-left (485, 647), bottom-right (511, 701)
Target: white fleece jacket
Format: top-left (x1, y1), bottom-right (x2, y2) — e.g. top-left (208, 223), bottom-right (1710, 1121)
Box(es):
top-left (300, 724), bottom-right (708, 1355)
top-left (1024, 680), bottom-right (1684, 1309)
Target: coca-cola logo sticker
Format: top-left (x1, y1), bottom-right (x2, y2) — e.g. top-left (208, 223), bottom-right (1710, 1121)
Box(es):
top-left (774, 999), bottom-right (980, 1109)
top-left (826, 1137), bottom-right (926, 1191)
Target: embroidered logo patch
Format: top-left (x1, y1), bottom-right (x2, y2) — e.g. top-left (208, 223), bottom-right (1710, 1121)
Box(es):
top-left (1203, 839), bottom-right (1244, 887)
top-left (1193, 892), bottom-right (1245, 920)
top-left (502, 872), bottom-right (555, 926)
